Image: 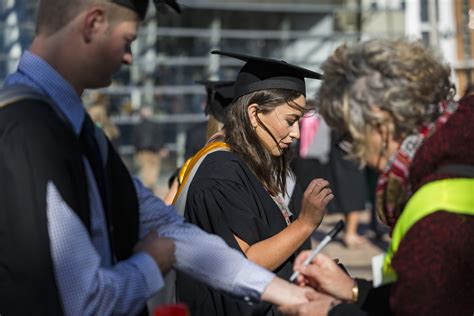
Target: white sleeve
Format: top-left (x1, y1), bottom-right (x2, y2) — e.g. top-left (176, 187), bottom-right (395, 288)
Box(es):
top-left (47, 182), bottom-right (164, 315)
top-left (134, 177), bottom-right (276, 302)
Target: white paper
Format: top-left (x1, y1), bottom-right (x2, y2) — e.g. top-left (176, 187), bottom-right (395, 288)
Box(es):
top-left (372, 253), bottom-right (385, 288)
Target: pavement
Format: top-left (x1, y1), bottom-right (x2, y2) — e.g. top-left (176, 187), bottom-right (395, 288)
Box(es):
top-left (311, 210), bottom-right (390, 280)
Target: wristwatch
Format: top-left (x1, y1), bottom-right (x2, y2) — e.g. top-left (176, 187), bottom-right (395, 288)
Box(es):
top-left (351, 281), bottom-right (359, 303)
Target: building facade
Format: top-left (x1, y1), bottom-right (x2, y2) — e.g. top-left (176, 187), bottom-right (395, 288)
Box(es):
top-left (0, 0), bottom-right (470, 167)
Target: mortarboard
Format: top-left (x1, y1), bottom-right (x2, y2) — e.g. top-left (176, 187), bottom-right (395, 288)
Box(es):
top-left (112, 0), bottom-right (181, 20)
top-left (211, 50), bottom-right (322, 99)
top-left (196, 80), bottom-right (235, 123)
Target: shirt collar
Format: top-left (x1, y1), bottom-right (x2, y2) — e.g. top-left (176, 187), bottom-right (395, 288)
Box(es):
top-left (16, 51), bottom-right (85, 134)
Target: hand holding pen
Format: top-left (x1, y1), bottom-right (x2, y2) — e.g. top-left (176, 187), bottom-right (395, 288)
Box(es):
top-left (290, 220), bottom-right (345, 282)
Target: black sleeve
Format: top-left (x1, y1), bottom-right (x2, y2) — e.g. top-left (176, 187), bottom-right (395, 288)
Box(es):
top-left (360, 282), bottom-right (392, 316)
top-left (356, 278), bottom-right (374, 307)
top-left (329, 303), bottom-right (369, 316)
top-left (328, 279), bottom-right (392, 316)
top-left (186, 178), bottom-right (267, 247)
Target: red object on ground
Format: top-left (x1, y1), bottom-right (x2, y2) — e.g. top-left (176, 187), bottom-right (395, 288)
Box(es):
top-left (154, 303), bottom-right (190, 316)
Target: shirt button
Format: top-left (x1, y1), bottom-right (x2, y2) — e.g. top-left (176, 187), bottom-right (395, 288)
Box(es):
top-left (244, 296), bottom-right (254, 305)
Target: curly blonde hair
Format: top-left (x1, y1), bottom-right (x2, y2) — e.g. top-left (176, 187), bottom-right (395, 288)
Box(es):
top-left (317, 39), bottom-right (454, 162)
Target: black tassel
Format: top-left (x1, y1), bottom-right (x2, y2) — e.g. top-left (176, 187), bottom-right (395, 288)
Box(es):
top-left (153, 0), bottom-right (182, 13)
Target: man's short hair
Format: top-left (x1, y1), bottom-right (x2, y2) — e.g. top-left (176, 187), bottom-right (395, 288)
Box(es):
top-left (35, 0), bottom-right (134, 36)
top-left (36, 0), bottom-right (90, 35)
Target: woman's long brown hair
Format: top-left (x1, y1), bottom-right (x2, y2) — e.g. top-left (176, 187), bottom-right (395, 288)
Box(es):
top-left (224, 89), bottom-right (309, 196)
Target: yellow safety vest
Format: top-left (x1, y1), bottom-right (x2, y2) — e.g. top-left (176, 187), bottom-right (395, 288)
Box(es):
top-left (382, 178), bottom-right (474, 284)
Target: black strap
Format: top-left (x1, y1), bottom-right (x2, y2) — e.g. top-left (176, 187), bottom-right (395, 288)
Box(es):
top-left (436, 164), bottom-right (474, 178)
top-left (0, 85), bottom-right (51, 108)
top-left (79, 114), bottom-right (116, 262)
top-left (80, 115), bottom-right (108, 209)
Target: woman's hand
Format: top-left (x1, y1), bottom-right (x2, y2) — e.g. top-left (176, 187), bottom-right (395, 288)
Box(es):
top-left (230, 178), bottom-right (332, 271)
top-left (297, 178), bottom-right (333, 229)
top-left (261, 276), bottom-right (318, 306)
top-left (279, 290), bottom-right (339, 316)
top-left (293, 252), bottom-right (355, 302)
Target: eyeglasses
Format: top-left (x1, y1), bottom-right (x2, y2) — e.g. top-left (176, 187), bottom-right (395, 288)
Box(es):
top-left (302, 108), bottom-right (318, 118)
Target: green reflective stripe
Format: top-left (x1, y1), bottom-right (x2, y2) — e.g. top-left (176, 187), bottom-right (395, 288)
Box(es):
top-left (382, 178), bottom-right (474, 283)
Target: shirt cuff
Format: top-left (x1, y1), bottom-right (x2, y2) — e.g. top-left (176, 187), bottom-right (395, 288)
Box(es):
top-left (129, 252), bottom-right (164, 298)
top-left (232, 260), bottom-right (275, 303)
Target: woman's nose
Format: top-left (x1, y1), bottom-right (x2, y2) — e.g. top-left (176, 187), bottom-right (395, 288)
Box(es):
top-left (290, 121), bottom-right (301, 140)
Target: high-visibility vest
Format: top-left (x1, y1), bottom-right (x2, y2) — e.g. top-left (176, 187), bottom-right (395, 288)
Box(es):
top-left (382, 178), bottom-right (474, 284)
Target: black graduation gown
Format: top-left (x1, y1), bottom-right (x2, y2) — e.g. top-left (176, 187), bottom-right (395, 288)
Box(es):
top-left (176, 151), bottom-right (306, 316)
top-left (0, 99), bottom-right (88, 314)
top-left (0, 98), bottom-right (140, 315)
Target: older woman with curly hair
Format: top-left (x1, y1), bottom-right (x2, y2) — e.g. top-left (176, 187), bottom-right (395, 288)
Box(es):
top-left (280, 39), bottom-right (474, 316)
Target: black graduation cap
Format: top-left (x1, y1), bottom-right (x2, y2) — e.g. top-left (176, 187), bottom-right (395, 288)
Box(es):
top-left (211, 50), bottom-right (322, 99)
top-left (153, 0), bottom-right (182, 14)
top-left (112, 0), bottom-right (181, 20)
top-left (196, 80), bottom-right (235, 123)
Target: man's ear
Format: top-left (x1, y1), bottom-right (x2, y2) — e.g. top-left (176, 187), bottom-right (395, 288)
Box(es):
top-left (82, 6), bottom-right (108, 43)
top-left (247, 103), bottom-right (259, 129)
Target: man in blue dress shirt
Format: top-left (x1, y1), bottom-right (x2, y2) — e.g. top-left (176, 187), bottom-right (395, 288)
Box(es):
top-left (0, 0), bottom-right (315, 315)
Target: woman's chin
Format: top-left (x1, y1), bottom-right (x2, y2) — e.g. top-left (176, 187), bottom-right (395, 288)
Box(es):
top-left (271, 147), bottom-right (286, 157)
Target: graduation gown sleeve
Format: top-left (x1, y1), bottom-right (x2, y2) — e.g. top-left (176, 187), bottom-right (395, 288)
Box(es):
top-left (186, 178), bottom-right (269, 248)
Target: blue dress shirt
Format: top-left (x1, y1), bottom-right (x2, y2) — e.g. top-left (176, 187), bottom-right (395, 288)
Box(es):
top-left (4, 51), bottom-right (275, 315)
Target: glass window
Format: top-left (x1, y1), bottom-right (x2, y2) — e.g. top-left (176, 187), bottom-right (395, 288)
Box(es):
top-left (420, 0), bottom-right (429, 22)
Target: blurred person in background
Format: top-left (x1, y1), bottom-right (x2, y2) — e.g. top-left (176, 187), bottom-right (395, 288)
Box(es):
top-left (198, 80), bottom-right (235, 142)
top-left (0, 0), bottom-right (317, 314)
top-left (329, 130), bottom-right (368, 247)
top-left (294, 111), bottom-right (368, 248)
top-left (165, 80), bottom-right (235, 206)
top-left (152, 80), bottom-right (236, 308)
top-left (175, 51), bottom-right (333, 316)
top-left (150, 80), bottom-right (236, 313)
top-left (88, 102), bottom-right (121, 147)
top-left (183, 120), bottom-right (206, 161)
top-left (279, 38), bottom-right (474, 316)
top-left (132, 105), bottom-right (168, 194)
top-left (183, 80), bottom-right (235, 160)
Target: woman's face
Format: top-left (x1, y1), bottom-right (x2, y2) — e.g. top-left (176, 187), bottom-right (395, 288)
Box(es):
top-left (360, 109), bottom-right (399, 172)
top-left (251, 95), bottom-right (305, 156)
top-left (363, 127), bottom-right (387, 171)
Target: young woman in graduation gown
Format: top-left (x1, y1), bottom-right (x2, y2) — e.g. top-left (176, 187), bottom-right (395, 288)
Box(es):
top-left (175, 51), bottom-right (334, 316)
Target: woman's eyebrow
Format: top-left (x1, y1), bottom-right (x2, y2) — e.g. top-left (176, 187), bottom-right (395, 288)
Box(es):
top-left (286, 113), bottom-right (301, 119)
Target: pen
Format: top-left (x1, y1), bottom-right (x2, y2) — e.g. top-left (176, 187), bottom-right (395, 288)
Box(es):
top-left (289, 220), bottom-right (345, 282)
